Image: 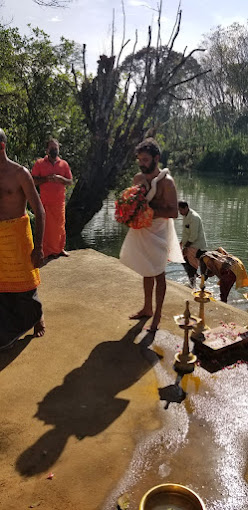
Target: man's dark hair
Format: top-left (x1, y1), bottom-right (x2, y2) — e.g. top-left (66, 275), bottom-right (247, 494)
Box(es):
top-left (0, 129), bottom-right (7, 144)
top-left (46, 137), bottom-right (59, 149)
top-left (178, 200), bottom-right (189, 209)
top-left (135, 137), bottom-right (161, 158)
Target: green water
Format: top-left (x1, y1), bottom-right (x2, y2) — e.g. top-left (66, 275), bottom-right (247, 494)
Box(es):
top-left (73, 172), bottom-right (248, 310)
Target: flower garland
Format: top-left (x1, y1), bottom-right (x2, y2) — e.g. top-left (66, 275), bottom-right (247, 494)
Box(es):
top-left (115, 184), bottom-right (154, 229)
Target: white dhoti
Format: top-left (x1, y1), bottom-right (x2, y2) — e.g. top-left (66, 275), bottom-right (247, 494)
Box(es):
top-left (120, 168), bottom-right (184, 277)
top-left (120, 217), bottom-right (184, 277)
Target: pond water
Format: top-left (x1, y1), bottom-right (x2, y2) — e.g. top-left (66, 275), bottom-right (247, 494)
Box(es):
top-left (71, 172), bottom-right (248, 311)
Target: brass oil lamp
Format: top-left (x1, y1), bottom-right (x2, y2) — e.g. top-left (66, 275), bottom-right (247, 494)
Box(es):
top-left (191, 275), bottom-right (212, 340)
top-left (173, 300), bottom-right (198, 374)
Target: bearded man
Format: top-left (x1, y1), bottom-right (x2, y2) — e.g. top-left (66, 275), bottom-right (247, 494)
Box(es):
top-left (120, 138), bottom-right (183, 331)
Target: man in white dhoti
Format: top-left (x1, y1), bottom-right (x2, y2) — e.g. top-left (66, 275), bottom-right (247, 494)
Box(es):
top-left (120, 138), bottom-right (184, 331)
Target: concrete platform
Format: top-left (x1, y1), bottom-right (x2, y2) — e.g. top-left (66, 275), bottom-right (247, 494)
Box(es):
top-left (0, 249), bottom-right (248, 510)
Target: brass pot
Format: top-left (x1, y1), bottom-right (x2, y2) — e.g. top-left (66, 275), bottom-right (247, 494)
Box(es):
top-left (139, 483), bottom-right (206, 510)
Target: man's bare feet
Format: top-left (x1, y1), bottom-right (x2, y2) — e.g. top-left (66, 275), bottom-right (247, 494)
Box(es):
top-left (147, 311), bottom-right (161, 332)
top-left (59, 250), bottom-right (70, 257)
top-left (144, 325), bottom-right (159, 332)
top-left (34, 316), bottom-right (46, 337)
top-left (129, 309), bottom-right (153, 320)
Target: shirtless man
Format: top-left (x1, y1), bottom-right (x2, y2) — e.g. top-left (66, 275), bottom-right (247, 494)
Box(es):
top-left (120, 138), bottom-right (179, 331)
top-left (0, 128), bottom-right (45, 349)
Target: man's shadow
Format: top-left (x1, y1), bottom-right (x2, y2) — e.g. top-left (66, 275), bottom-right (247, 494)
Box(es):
top-left (0, 335), bottom-right (33, 372)
top-left (16, 321), bottom-right (159, 477)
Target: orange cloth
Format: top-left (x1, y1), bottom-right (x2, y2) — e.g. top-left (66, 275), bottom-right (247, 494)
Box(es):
top-left (32, 155), bottom-right (72, 204)
top-left (0, 215), bottom-right (40, 292)
top-left (202, 247), bottom-right (248, 289)
top-left (43, 202), bottom-right (66, 258)
top-left (32, 155), bottom-right (72, 257)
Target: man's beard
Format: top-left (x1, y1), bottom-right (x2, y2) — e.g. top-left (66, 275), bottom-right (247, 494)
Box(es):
top-left (140, 159), bottom-right (156, 174)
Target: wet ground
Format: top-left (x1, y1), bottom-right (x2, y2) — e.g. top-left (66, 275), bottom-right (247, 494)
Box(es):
top-left (0, 250), bottom-right (248, 510)
top-left (103, 330), bottom-right (248, 510)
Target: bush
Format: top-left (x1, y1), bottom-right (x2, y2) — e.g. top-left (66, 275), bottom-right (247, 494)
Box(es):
top-left (196, 147), bottom-right (248, 175)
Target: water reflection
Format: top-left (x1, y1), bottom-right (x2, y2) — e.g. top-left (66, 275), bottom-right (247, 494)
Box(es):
top-left (70, 174), bottom-right (248, 311)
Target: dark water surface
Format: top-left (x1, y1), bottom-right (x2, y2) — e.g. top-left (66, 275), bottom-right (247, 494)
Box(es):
top-left (71, 172), bottom-right (248, 311)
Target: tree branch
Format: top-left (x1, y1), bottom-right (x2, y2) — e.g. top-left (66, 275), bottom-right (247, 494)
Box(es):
top-left (166, 68), bottom-right (211, 91)
top-left (33, 0), bottom-right (71, 5)
top-left (168, 92), bottom-right (192, 100)
top-left (82, 43), bottom-right (87, 80)
top-left (116, 0), bottom-right (128, 68)
top-left (111, 8), bottom-right (115, 57)
top-left (167, 4), bottom-right (181, 58)
top-left (71, 63), bottom-right (78, 91)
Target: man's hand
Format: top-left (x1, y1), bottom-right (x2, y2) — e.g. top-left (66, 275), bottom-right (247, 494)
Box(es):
top-left (31, 247), bottom-right (44, 268)
top-left (48, 174), bottom-right (64, 183)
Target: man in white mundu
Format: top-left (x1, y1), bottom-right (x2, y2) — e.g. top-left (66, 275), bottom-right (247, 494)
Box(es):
top-left (120, 137), bottom-right (184, 331)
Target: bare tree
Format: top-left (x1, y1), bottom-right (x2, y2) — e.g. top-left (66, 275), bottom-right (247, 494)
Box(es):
top-left (66, 1), bottom-right (208, 237)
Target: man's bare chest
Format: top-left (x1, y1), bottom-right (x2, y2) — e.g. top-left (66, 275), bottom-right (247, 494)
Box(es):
top-left (151, 179), bottom-right (164, 199)
top-left (0, 178), bottom-right (20, 200)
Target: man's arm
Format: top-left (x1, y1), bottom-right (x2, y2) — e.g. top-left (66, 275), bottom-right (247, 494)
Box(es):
top-left (33, 175), bottom-right (50, 186)
top-left (32, 161), bottom-right (49, 186)
top-left (19, 168), bottom-right (45, 268)
top-left (48, 174), bottom-right (73, 186)
top-left (149, 176), bottom-right (178, 219)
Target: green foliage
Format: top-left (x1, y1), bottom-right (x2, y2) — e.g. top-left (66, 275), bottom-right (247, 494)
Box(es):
top-left (196, 145), bottom-right (248, 175)
top-left (0, 24), bottom-right (89, 176)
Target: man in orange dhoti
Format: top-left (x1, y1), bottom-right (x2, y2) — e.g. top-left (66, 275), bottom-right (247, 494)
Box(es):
top-left (0, 129), bottom-right (45, 350)
top-left (32, 138), bottom-right (73, 259)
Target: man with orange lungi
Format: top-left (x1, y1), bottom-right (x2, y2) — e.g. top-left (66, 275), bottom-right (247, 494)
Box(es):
top-left (32, 138), bottom-right (73, 260)
top-left (0, 128), bottom-right (45, 350)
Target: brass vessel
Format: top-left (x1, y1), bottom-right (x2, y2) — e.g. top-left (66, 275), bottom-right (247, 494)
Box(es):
top-left (139, 483), bottom-right (206, 510)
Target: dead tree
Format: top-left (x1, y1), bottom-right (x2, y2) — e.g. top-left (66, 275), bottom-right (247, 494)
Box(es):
top-left (66, 3), bottom-right (208, 237)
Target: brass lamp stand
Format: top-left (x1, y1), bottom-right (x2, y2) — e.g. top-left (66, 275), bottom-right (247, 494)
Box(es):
top-left (174, 301), bottom-right (198, 374)
top-left (191, 276), bottom-right (212, 340)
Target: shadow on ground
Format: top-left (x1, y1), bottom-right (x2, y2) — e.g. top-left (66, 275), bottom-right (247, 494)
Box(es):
top-left (0, 335), bottom-right (33, 372)
top-left (159, 373), bottom-right (187, 409)
top-left (16, 320), bottom-right (159, 477)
